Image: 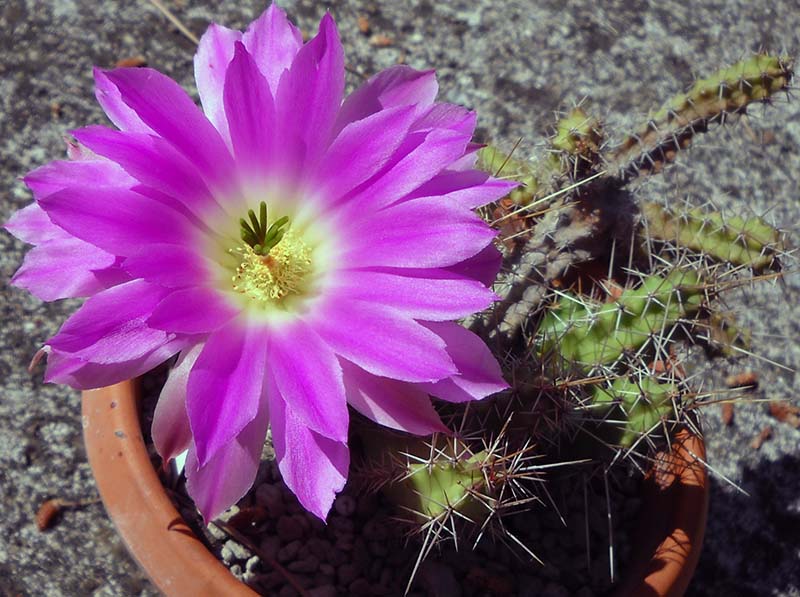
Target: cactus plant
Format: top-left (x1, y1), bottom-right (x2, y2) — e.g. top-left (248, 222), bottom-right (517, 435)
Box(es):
top-left (348, 52), bottom-right (794, 590)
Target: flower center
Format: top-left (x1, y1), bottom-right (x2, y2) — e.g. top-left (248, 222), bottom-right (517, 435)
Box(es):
top-left (229, 201), bottom-right (313, 305)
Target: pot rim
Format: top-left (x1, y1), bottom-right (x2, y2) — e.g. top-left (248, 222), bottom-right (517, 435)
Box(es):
top-left (82, 380), bottom-right (257, 597)
top-left (82, 380), bottom-right (708, 597)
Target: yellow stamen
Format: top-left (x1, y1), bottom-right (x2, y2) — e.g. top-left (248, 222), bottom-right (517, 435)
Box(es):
top-left (230, 229), bottom-right (312, 304)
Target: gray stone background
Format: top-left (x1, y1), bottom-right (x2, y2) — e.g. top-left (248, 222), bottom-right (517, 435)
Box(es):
top-left (1, 0), bottom-right (798, 595)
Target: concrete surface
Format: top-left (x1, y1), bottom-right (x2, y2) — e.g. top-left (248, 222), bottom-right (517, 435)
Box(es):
top-left (1, 0), bottom-right (798, 595)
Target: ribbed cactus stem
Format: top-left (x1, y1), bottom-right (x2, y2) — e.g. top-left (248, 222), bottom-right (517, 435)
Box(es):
top-left (398, 450), bottom-right (491, 522)
top-left (535, 270), bottom-right (704, 370)
top-left (642, 202), bottom-right (784, 271)
top-left (611, 53), bottom-right (793, 180)
top-left (589, 377), bottom-right (678, 448)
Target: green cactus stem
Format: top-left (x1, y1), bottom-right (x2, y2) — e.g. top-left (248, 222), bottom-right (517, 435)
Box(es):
top-left (611, 53), bottom-right (793, 180)
top-left (550, 107), bottom-right (604, 178)
top-left (393, 448), bottom-right (492, 523)
top-left (642, 201), bottom-right (784, 271)
top-left (477, 145), bottom-right (553, 207)
top-left (535, 270), bottom-right (704, 370)
top-left (589, 377), bottom-right (678, 448)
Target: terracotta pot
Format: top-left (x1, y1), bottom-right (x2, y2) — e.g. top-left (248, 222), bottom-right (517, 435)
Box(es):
top-left (82, 381), bottom-right (708, 597)
top-left (82, 380), bottom-right (257, 597)
top-left (612, 427), bottom-right (709, 597)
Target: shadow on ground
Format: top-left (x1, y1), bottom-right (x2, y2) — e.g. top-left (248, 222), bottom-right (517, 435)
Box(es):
top-left (689, 454), bottom-right (800, 596)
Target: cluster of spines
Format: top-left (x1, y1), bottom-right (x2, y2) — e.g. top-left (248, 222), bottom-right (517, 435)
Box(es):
top-left (351, 417), bottom-right (550, 590)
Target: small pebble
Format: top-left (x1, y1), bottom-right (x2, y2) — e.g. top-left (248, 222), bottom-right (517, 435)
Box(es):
top-left (218, 505), bottom-right (240, 522)
top-left (328, 515), bottom-right (355, 535)
top-left (277, 515), bottom-right (303, 542)
top-left (306, 537), bottom-right (333, 561)
top-left (334, 494), bottom-right (357, 517)
top-left (419, 561), bottom-right (462, 597)
top-left (542, 582), bottom-right (570, 597)
top-left (255, 483), bottom-right (283, 508)
top-left (308, 585), bottom-right (337, 597)
top-left (368, 540), bottom-right (389, 557)
top-left (223, 539), bottom-right (252, 561)
top-left (245, 555), bottom-right (260, 574)
top-left (288, 555), bottom-right (320, 574)
top-left (338, 563), bottom-right (360, 585)
top-left (349, 578), bottom-right (372, 595)
top-left (278, 540), bottom-right (302, 563)
top-left (207, 522), bottom-right (227, 541)
top-left (258, 571), bottom-right (286, 589)
top-left (259, 535), bottom-right (281, 560)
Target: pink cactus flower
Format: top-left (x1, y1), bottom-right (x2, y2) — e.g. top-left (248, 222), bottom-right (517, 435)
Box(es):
top-left (5, 4), bottom-right (512, 521)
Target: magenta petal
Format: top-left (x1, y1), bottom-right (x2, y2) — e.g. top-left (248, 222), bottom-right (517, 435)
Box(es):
top-left (71, 126), bottom-right (221, 218)
top-left (224, 42), bottom-right (276, 174)
top-left (194, 23), bottom-right (242, 144)
top-left (339, 129), bottom-right (472, 215)
top-left (444, 243), bottom-right (503, 287)
top-left (268, 321), bottom-right (348, 442)
top-left (12, 237), bottom-right (118, 301)
top-left (186, 392), bottom-right (269, 522)
top-left (39, 185), bottom-right (195, 256)
top-left (46, 279), bottom-right (172, 361)
top-left (417, 322), bottom-right (508, 403)
top-left (332, 269), bottom-right (496, 321)
top-left (341, 361), bottom-right (447, 435)
top-left (274, 13), bottom-right (344, 168)
top-left (242, 3), bottom-right (303, 94)
top-left (409, 169), bottom-right (518, 209)
top-left (314, 299), bottom-right (456, 383)
top-left (5, 203), bottom-right (66, 244)
top-left (414, 103), bottom-right (476, 137)
top-left (152, 344), bottom-right (202, 463)
top-left (93, 68), bottom-right (154, 134)
top-left (316, 105), bottom-right (417, 201)
top-left (122, 244), bottom-right (211, 288)
top-left (187, 320), bottom-right (268, 467)
top-left (46, 337), bottom-right (188, 389)
top-left (101, 68), bottom-right (234, 192)
top-left (269, 386), bottom-right (348, 521)
top-left (24, 157), bottom-right (134, 202)
top-left (344, 197), bottom-right (497, 269)
top-left (448, 143), bottom-right (482, 171)
top-left (148, 287), bottom-right (237, 334)
top-left (334, 66), bottom-right (438, 134)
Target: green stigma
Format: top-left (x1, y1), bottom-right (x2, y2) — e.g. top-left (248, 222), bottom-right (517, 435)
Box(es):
top-left (239, 201), bottom-right (290, 255)
top-left (229, 202), bottom-right (314, 307)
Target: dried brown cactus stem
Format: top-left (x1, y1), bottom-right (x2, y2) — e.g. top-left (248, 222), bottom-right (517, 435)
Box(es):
top-left (480, 182), bottom-right (636, 346)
